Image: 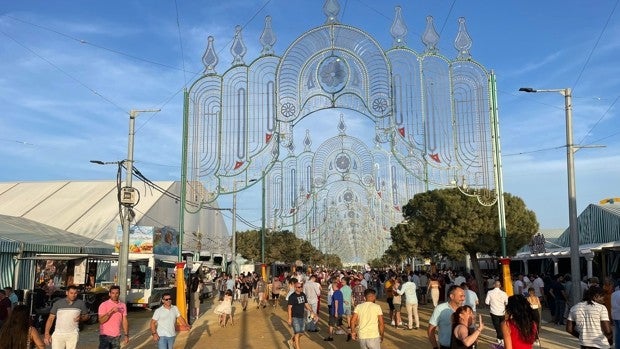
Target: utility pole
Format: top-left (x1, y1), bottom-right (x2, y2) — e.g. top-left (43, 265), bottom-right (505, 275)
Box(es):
top-left (519, 87), bottom-right (581, 304)
top-left (118, 108), bottom-right (159, 303)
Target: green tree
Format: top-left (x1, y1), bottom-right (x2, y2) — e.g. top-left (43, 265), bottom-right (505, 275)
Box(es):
top-left (398, 188), bottom-right (538, 296)
top-left (235, 230), bottom-right (261, 261)
top-left (235, 229), bottom-right (342, 268)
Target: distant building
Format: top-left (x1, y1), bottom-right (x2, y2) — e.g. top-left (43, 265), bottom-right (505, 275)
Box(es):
top-left (512, 203), bottom-right (620, 279)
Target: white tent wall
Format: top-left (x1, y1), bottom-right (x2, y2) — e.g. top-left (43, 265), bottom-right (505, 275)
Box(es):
top-left (0, 181), bottom-right (229, 290)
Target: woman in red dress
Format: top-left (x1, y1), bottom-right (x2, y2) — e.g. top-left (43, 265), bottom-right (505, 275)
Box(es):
top-left (501, 294), bottom-right (538, 349)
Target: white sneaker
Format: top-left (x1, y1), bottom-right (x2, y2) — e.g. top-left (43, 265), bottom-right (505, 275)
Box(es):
top-left (390, 320), bottom-right (395, 326)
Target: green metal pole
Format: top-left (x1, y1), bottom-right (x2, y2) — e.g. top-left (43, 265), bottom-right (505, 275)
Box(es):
top-left (491, 71), bottom-right (513, 295)
top-left (179, 89), bottom-right (189, 262)
top-left (178, 89), bottom-right (190, 322)
top-left (261, 170), bottom-right (266, 264)
top-left (491, 72), bottom-right (507, 257)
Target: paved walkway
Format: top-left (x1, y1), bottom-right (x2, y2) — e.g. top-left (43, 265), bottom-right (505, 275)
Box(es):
top-left (168, 295), bottom-right (577, 349)
top-left (78, 291), bottom-right (580, 348)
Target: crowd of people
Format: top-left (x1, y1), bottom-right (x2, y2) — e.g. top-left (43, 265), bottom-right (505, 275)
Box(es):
top-left (1, 266), bottom-right (619, 348)
top-left (0, 282), bottom-right (192, 349)
top-left (208, 266), bottom-right (620, 349)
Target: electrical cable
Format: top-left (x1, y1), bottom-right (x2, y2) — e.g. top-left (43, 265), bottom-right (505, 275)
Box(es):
top-left (174, 0), bottom-right (188, 86)
top-left (570, 0), bottom-right (619, 93)
top-left (0, 28), bottom-right (128, 115)
top-left (577, 94), bottom-right (620, 146)
top-left (4, 15), bottom-right (197, 74)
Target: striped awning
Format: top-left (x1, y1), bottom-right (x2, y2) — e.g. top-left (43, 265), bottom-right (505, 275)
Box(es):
top-left (0, 240), bottom-right (19, 253)
top-left (556, 203), bottom-right (620, 247)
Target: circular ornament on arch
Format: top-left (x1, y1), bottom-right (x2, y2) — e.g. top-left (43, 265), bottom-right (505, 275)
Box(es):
top-left (335, 153), bottom-right (351, 173)
top-left (372, 97), bottom-right (389, 113)
top-left (318, 55), bottom-right (349, 94)
top-left (343, 190), bottom-right (354, 203)
top-left (280, 102), bottom-right (296, 118)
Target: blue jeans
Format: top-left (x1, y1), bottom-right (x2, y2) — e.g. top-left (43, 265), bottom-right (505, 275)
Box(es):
top-left (157, 336), bottom-right (175, 349)
top-left (98, 335), bottom-right (120, 349)
top-left (291, 317), bottom-right (305, 334)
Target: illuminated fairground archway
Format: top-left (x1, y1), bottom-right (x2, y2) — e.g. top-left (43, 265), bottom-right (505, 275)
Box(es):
top-left (182, 0), bottom-right (500, 262)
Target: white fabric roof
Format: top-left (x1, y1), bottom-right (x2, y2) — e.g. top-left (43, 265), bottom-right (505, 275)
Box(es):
top-left (0, 181), bottom-right (230, 254)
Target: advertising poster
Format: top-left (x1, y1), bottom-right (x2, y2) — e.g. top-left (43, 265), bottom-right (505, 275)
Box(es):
top-left (116, 225), bottom-right (178, 256)
top-left (115, 225), bottom-right (155, 254)
top-left (152, 226), bottom-right (179, 256)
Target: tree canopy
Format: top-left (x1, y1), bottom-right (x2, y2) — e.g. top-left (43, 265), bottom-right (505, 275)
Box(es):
top-left (393, 188), bottom-right (539, 261)
top-left (235, 229), bottom-right (343, 268)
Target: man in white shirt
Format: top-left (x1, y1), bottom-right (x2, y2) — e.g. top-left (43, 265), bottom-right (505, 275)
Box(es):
top-left (513, 274), bottom-right (525, 296)
top-left (453, 273), bottom-right (466, 287)
top-left (462, 282), bottom-right (479, 313)
top-left (302, 274), bottom-right (321, 332)
top-left (485, 280), bottom-right (507, 344)
top-left (566, 286), bottom-right (613, 348)
top-left (523, 274), bottom-right (532, 291)
top-left (532, 274), bottom-right (545, 299)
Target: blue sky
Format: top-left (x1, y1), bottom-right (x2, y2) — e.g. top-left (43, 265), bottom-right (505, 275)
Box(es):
top-left (1, 0), bottom-right (619, 232)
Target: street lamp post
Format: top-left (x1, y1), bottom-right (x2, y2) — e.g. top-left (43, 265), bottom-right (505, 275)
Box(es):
top-left (519, 87), bottom-right (581, 304)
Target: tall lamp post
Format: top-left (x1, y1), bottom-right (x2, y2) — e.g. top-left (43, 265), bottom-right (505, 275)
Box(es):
top-left (519, 87), bottom-right (581, 304)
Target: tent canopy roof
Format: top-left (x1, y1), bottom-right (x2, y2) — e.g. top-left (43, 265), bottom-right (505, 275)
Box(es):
top-left (0, 214), bottom-right (113, 254)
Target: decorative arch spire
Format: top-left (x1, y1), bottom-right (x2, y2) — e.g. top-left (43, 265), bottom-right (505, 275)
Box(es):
top-left (260, 15), bottom-right (277, 56)
top-left (201, 36), bottom-right (218, 75)
top-left (422, 15), bottom-right (440, 53)
top-left (230, 25), bottom-right (247, 66)
top-left (303, 129), bottom-right (312, 151)
top-left (287, 132), bottom-right (296, 154)
top-left (323, 0), bottom-right (340, 24)
top-left (337, 114), bottom-right (347, 134)
top-left (390, 6), bottom-right (407, 48)
top-left (454, 17), bottom-right (473, 60)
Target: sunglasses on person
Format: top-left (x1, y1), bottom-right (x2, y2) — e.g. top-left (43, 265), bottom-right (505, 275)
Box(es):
top-left (163, 298), bottom-right (172, 301)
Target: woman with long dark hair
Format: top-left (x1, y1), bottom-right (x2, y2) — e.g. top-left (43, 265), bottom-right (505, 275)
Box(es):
top-left (501, 294), bottom-right (538, 349)
top-left (0, 304), bottom-right (45, 349)
top-left (450, 305), bottom-right (484, 349)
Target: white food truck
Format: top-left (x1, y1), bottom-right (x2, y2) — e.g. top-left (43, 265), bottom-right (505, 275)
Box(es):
top-left (113, 225), bottom-right (182, 308)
